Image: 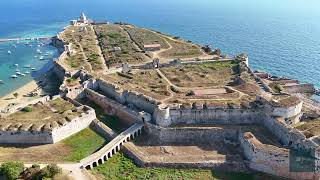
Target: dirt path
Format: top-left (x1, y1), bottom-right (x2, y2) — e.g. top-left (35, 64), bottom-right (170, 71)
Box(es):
top-left (120, 26), bottom-right (152, 62)
top-left (90, 25), bottom-right (107, 70)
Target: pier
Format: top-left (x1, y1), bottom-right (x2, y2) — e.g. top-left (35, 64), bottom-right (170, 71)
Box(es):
top-left (0, 36), bottom-right (53, 43)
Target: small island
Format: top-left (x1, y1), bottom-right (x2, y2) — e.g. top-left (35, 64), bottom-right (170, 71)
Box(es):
top-left (0, 13), bottom-right (320, 180)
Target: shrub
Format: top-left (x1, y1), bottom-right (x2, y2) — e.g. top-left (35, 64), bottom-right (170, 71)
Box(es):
top-left (40, 164), bottom-right (62, 178)
top-left (274, 84), bottom-right (284, 93)
top-left (0, 161), bottom-right (24, 180)
top-left (21, 164), bottom-right (41, 180)
top-left (22, 106), bottom-right (33, 112)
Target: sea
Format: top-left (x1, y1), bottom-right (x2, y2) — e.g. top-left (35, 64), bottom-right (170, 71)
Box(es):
top-left (0, 0), bottom-right (319, 99)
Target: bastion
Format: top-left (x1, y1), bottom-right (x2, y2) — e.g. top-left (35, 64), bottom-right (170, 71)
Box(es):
top-left (0, 96), bottom-right (96, 144)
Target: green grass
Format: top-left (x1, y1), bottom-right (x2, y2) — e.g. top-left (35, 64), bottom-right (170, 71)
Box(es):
top-left (91, 153), bottom-right (263, 180)
top-left (80, 99), bottom-right (128, 133)
top-left (62, 128), bottom-right (107, 162)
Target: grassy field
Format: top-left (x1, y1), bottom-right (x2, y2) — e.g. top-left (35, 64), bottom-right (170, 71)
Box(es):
top-left (62, 128), bottom-right (107, 162)
top-left (159, 35), bottom-right (204, 59)
top-left (161, 61), bottom-right (239, 88)
top-left (78, 99), bottom-right (129, 133)
top-left (94, 24), bottom-right (147, 66)
top-left (91, 152), bottom-right (274, 180)
top-left (123, 26), bottom-right (170, 49)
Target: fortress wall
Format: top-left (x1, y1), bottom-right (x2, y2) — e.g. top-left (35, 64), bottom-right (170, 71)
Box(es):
top-left (51, 107), bottom-right (96, 143)
top-left (84, 88), bottom-right (140, 126)
top-left (146, 123), bottom-right (239, 143)
top-left (97, 79), bottom-right (125, 103)
top-left (158, 108), bottom-right (264, 127)
top-left (284, 84), bottom-right (315, 94)
top-left (272, 101), bottom-right (303, 118)
top-left (0, 131), bottom-right (53, 144)
top-left (239, 132), bottom-right (319, 180)
top-left (97, 79), bottom-right (159, 114)
top-left (263, 117), bottom-right (319, 150)
top-left (123, 91), bottom-right (158, 114)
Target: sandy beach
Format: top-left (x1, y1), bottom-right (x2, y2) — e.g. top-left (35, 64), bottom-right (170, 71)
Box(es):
top-left (0, 80), bottom-right (42, 109)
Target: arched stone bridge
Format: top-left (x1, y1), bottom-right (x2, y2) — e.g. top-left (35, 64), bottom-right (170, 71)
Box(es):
top-left (80, 123), bottom-right (144, 170)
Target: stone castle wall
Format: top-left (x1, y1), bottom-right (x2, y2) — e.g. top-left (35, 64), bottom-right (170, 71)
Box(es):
top-left (263, 117), bottom-right (318, 151)
top-left (162, 108), bottom-right (264, 127)
top-left (239, 132), bottom-right (320, 180)
top-left (0, 96), bottom-right (96, 144)
top-left (97, 79), bottom-right (159, 115)
top-left (84, 88), bottom-right (140, 126)
top-left (272, 101), bottom-right (303, 118)
top-left (146, 123), bottom-right (239, 143)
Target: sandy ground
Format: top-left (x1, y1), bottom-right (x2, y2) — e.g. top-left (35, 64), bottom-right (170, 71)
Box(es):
top-left (0, 80), bottom-right (42, 109)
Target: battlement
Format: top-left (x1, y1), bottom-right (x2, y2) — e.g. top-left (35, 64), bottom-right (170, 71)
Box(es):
top-left (0, 96), bottom-right (96, 144)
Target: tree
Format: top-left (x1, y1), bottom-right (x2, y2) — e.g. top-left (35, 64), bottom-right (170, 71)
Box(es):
top-left (0, 161), bottom-right (24, 180)
top-left (13, 92), bottom-right (19, 99)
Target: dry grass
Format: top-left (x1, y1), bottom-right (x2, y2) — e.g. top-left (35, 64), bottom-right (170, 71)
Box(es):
top-left (161, 61), bottom-right (239, 88)
top-left (159, 35), bottom-right (203, 59)
top-left (123, 25), bottom-right (170, 49)
top-left (94, 24), bottom-right (147, 66)
top-left (0, 98), bottom-right (80, 127)
top-left (59, 25), bottom-right (104, 71)
top-left (296, 118), bottom-right (320, 137)
top-left (102, 69), bottom-right (171, 100)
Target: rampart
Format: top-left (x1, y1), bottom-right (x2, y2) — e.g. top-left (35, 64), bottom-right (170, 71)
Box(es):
top-left (239, 132), bottom-right (320, 180)
top-left (96, 79), bottom-right (160, 115)
top-left (0, 96), bottom-right (96, 144)
top-left (145, 122), bottom-right (239, 143)
top-left (84, 88), bottom-right (145, 125)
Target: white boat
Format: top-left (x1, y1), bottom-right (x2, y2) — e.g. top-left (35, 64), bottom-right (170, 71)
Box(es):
top-left (15, 69), bottom-right (20, 72)
top-left (16, 72), bottom-right (21, 75)
top-left (36, 49), bottom-right (42, 54)
top-left (24, 71), bottom-right (30, 74)
top-left (14, 64), bottom-right (19, 67)
top-left (12, 44), bottom-right (17, 48)
top-left (31, 68), bottom-right (36, 71)
top-left (39, 56), bottom-right (44, 60)
top-left (10, 75), bottom-right (18, 78)
top-left (23, 64), bottom-right (31, 68)
top-left (20, 73), bottom-right (26, 76)
top-left (0, 80), bottom-right (4, 84)
top-left (7, 50), bottom-right (12, 54)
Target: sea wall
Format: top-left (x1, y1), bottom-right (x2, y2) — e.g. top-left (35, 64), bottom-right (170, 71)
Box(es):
top-left (284, 84), bottom-right (315, 94)
top-left (239, 132), bottom-right (320, 180)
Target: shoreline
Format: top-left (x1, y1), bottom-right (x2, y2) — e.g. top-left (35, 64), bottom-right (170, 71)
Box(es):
top-left (0, 80), bottom-right (42, 109)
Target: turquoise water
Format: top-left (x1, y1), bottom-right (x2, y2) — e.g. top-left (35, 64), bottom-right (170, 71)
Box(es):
top-left (0, 0), bottom-right (320, 97)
